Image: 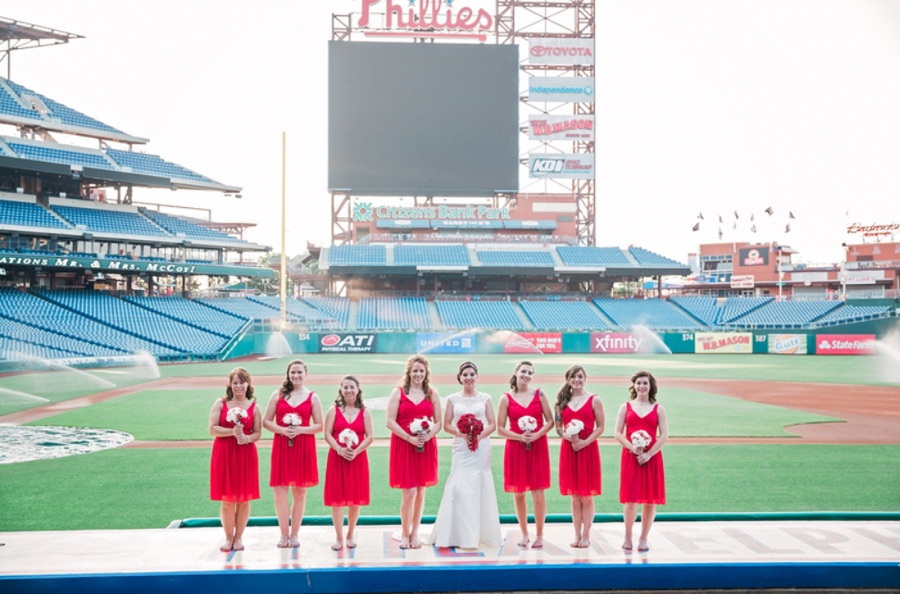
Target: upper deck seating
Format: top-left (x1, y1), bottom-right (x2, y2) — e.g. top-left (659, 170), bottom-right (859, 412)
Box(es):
top-left (435, 299), bottom-right (521, 330)
top-left (0, 199), bottom-right (70, 230)
top-left (556, 246), bottom-right (631, 267)
top-left (51, 204), bottom-right (170, 237)
top-left (395, 245), bottom-right (469, 266)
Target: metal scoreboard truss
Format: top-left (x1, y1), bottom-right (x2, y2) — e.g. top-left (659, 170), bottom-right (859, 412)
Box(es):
top-left (329, 1), bottom-right (596, 248)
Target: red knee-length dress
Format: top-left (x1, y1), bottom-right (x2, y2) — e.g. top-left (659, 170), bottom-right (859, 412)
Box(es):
top-left (389, 389), bottom-right (438, 489)
top-left (324, 407), bottom-right (370, 507)
top-left (210, 399), bottom-right (260, 502)
top-left (269, 392), bottom-right (319, 488)
top-left (558, 395), bottom-right (602, 497)
top-left (503, 389), bottom-right (551, 493)
top-left (619, 401), bottom-right (666, 504)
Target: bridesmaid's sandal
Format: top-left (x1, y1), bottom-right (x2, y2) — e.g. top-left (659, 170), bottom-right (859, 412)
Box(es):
top-left (530, 538), bottom-right (543, 549)
top-left (517, 535), bottom-right (530, 548)
top-left (346, 538), bottom-right (357, 549)
top-left (331, 541), bottom-right (343, 551)
top-left (578, 538), bottom-right (591, 548)
top-left (219, 539), bottom-right (233, 552)
top-left (637, 540), bottom-right (650, 552)
top-left (289, 536), bottom-right (300, 548)
top-left (399, 536), bottom-right (410, 549)
top-left (232, 539), bottom-right (245, 551)
top-left (621, 541), bottom-right (633, 552)
top-left (276, 536), bottom-right (291, 548)
top-left (408, 535), bottom-right (422, 549)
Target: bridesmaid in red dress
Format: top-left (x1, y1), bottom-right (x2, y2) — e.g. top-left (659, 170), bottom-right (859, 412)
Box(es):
top-left (554, 365), bottom-right (605, 549)
top-left (614, 370), bottom-right (668, 553)
top-left (263, 360), bottom-right (323, 548)
top-left (323, 375), bottom-right (373, 550)
top-left (208, 367), bottom-right (261, 553)
top-left (496, 361), bottom-right (553, 548)
top-left (386, 354), bottom-right (442, 549)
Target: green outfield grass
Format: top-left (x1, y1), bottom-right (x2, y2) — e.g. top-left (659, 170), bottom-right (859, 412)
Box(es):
top-left (1, 353), bottom-right (898, 531)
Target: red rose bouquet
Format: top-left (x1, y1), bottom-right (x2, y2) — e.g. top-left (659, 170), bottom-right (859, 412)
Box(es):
top-left (457, 413), bottom-right (484, 452)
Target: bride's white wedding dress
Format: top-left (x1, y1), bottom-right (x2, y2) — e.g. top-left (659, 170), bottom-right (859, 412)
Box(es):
top-left (428, 391), bottom-right (502, 548)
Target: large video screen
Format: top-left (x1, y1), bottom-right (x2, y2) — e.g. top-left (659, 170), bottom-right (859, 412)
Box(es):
top-left (329, 41), bottom-right (519, 197)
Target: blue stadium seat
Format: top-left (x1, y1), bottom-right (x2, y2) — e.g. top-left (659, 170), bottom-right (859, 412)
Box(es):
top-left (0, 199), bottom-right (70, 230)
top-left (520, 300), bottom-right (609, 330)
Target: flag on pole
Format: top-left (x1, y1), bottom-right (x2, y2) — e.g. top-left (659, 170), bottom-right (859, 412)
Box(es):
top-left (751, 224), bottom-right (757, 233)
top-left (718, 215), bottom-right (723, 223)
top-left (785, 223), bottom-right (791, 233)
top-left (734, 210), bottom-right (739, 219)
top-left (751, 214), bottom-right (755, 221)
top-left (732, 221), bottom-right (737, 230)
top-left (789, 211), bottom-right (796, 219)
top-left (692, 222), bottom-right (700, 232)
top-left (765, 207), bottom-right (774, 216)
top-left (697, 212), bottom-right (704, 220)
top-left (718, 227), bottom-right (723, 240)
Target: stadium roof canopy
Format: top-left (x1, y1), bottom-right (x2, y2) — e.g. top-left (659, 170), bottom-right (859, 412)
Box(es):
top-left (0, 16), bottom-right (83, 51)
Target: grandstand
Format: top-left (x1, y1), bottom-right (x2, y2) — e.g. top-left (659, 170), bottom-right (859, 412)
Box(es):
top-left (0, 14), bottom-right (896, 366)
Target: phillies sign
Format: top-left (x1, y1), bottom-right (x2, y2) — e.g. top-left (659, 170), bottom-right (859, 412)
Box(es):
top-left (358, 0), bottom-right (494, 41)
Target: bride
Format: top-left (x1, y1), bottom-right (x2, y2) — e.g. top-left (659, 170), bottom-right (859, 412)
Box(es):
top-left (429, 361), bottom-right (502, 548)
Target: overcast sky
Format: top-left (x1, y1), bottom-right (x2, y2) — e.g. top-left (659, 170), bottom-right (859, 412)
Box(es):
top-left (3, 0), bottom-right (898, 265)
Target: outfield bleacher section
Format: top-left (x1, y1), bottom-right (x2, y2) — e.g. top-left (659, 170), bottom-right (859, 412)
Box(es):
top-left (0, 290), bottom-right (894, 362)
top-left (357, 297), bottom-right (430, 330)
top-left (328, 245), bottom-right (387, 266)
top-left (727, 300), bottom-right (841, 329)
top-left (435, 299), bottom-right (522, 330)
top-left (7, 141), bottom-right (114, 170)
top-left (520, 299), bottom-right (610, 330)
top-left (669, 296), bottom-right (722, 326)
top-left (628, 247), bottom-right (686, 267)
top-left (107, 150), bottom-right (216, 184)
top-left (594, 298), bottom-right (702, 330)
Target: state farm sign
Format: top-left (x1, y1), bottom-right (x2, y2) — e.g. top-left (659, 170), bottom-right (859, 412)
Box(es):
top-left (815, 334), bottom-right (876, 355)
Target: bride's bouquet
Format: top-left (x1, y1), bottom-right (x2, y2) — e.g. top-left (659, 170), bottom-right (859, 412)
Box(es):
top-left (563, 418), bottom-right (584, 439)
top-left (518, 415), bottom-right (538, 450)
top-left (339, 428), bottom-right (359, 450)
top-left (630, 429), bottom-right (652, 454)
top-left (409, 417), bottom-right (432, 453)
top-left (457, 413), bottom-right (484, 452)
top-left (282, 413), bottom-right (302, 446)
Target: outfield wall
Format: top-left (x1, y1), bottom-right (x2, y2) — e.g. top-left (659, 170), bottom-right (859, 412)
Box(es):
top-left (243, 317), bottom-right (898, 358)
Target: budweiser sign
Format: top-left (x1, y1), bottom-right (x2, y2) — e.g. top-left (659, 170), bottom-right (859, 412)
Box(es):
top-left (846, 222), bottom-right (899, 238)
top-left (359, 0), bottom-right (494, 41)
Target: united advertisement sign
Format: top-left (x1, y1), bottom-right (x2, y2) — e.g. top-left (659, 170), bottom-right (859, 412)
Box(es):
top-left (416, 332), bottom-right (476, 354)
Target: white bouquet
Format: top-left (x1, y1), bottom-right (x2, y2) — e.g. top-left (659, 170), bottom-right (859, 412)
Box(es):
top-left (339, 428), bottom-right (359, 449)
top-left (630, 429), bottom-right (652, 452)
top-left (409, 416), bottom-right (432, 453)
top-left (283, 413), bottom-right (302, 446)
top-left (226, 406), bottom-right (247, 425)
top-left (563, 418), bottom-right (584, 439)
top-left (518, 415), bottom-right (538, 450)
